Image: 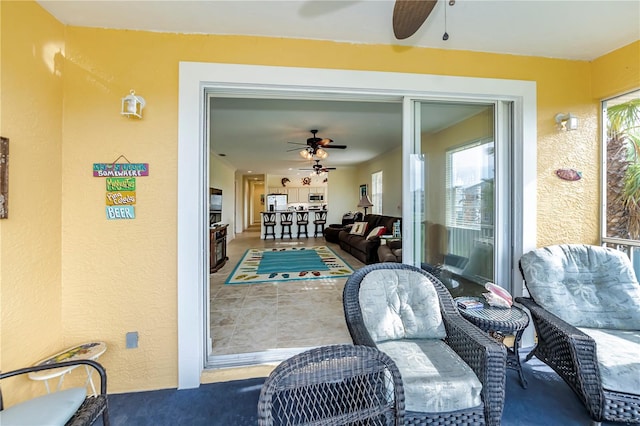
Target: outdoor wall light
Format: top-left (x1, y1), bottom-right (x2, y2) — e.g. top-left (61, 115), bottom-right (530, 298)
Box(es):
top-left (121, 90), bottom-right (146, 119)
top-left (555, 113), bottom-right (578, 131)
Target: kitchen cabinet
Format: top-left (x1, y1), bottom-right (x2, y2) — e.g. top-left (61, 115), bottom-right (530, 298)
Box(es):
top-left (268, 187), bottom-right (286, 194)
top-left (297, 187), bottom-right (309, 202)
top-left (287, 188), bottom-right (299, 202)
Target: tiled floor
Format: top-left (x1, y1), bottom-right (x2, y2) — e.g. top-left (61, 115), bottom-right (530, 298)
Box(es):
top-left (209, 225), bottom-right (365, 356)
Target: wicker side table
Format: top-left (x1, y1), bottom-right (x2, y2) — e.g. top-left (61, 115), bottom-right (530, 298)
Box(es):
top-left (455, 297), bottom-right (530, 388)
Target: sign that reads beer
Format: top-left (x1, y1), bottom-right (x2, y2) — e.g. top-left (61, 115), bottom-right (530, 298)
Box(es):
top-left (106, 191), bottom-right (136, 206)
top-left (106, 205), bottom-right (135, 220)
top-left (93, 163), bottom-right (149, 177)
top-left (106, 177), bottom-right (136, 191)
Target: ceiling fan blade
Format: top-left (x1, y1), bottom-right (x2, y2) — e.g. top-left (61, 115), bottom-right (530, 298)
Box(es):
top-left (323, 145), bottom-right (347, 149)
top-left (393, 0), bottom-right (437, 40)
top-left (317, 138), bottom-right (334, 146)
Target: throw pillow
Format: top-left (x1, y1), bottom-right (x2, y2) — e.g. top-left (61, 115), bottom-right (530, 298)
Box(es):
top-left (350, 222), bottom-right (368, 236)
top-left (366, 226), bottom-right (387, 240)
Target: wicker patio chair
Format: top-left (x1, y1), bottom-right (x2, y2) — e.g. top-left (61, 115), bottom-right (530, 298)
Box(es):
top-left (516, 244), bottom-right (640, 425)
top-left (258, 344), bottom-right (405, 425)
top-left (343, 263), bottom-right (507, 426)
top-left (0, 359), bottom-right (109, 426)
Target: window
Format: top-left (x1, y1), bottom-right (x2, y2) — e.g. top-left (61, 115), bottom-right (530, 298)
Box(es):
top-left (371, 171), bottom-right (382, 214)
top-left (445, 139), bottom-right (494, 232)
top-left (601, 89), bottom-right (640, 276)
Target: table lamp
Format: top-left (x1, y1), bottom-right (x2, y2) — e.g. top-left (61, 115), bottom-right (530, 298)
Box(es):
top-left (357, 194), bottom-right (373, 215)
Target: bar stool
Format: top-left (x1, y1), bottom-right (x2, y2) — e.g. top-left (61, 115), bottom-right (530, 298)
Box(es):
top-left (296, 211), bottom-right (309, 238)
top-left (280, 212), bottom-right (293, 239)
top-left (262, 212), bottom-right (276, 240)
top-left (313, 211), bottom-right (327, 237)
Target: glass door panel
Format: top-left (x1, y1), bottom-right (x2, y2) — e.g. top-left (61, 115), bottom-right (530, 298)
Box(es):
top-left (417, 101), bottom-right (496, 297)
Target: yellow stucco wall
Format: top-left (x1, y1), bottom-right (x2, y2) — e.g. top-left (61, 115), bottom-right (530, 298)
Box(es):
top-left (1, 0), bottom-right (638, 395)
top-left (0, 0), bottom-right (65, 403)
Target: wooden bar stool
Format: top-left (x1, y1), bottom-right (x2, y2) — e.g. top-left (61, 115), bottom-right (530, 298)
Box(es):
top-left (313, 211), bottom-right (327, 237)
top-left (280, 212), bottom-right (293, 239)
top-left (296, 211), bottom-right (309, 238)
top-left (262, 212), bottom-right (277, 240)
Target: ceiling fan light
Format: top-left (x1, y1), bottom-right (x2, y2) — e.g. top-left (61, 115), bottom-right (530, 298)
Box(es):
top-left (316, 148), bottom-right (328, 159)
top-left (300, 149), bottom-right (312, 160)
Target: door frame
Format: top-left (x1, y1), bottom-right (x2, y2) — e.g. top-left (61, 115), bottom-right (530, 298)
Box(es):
top-left (177, 62), bottom-right (537, 389)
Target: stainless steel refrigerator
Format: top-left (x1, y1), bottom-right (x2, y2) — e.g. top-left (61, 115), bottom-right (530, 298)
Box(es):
top-left (266, 194), bottom-right (288, 211)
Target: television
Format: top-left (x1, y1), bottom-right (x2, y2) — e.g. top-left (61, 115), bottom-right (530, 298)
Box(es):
top-left (210, 188), bottom-right (222, 211)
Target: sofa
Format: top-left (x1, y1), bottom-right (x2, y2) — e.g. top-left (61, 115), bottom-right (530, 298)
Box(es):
top-left (323, 211), bottom-right (363, 244)
top-left (338, 214), bottom-right (400, 264)
top-left (377, 239), bottom-right (402, 262)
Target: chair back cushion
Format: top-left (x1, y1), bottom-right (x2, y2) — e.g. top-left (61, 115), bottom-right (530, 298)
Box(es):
top-left (520, 244), bottom-right (640, 329)
top-left (359, 269), bottom-right (446, 342)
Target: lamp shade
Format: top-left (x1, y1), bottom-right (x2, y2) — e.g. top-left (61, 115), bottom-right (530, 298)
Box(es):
top-left (357, 195), bottom-right (373, 208)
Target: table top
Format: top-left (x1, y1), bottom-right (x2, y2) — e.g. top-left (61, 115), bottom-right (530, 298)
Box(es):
top-left (455, 297), bottom-right (529, 332)
top-left (28, 342), bottom-right (107, 381)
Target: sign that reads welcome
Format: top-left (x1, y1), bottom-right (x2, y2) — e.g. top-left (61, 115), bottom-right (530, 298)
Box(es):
top-left (93, 163), bottom-right (149, 177)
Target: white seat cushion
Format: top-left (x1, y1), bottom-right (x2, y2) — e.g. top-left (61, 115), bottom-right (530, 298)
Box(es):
top-left (578, 327), bottom-right (640, 395)
top-left (378, 339), bottom-right (482, 413)
top-left (0, 387), bottom-right (86, 426)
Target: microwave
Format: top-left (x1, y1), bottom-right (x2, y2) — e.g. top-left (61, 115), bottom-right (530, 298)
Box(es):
top-left (309, 193), bottom-right (324, 202)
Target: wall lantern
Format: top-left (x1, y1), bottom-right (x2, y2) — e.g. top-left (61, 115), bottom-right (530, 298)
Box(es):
top-left (121, 90), bottom-right (146, 119)
top-left (555, 113), bottom-right (578, 131)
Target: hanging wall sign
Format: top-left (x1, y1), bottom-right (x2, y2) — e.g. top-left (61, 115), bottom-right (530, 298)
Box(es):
top-left (106, 177), bottom-right (136, 191)
top-left (106, 205), bottom-right (136, 220)
top-left (106, 191), bottom-right (136, 206)
top-left (93, 162), bottom-right (149, 177)
top-left (94, 155), bottom-right (147, 220)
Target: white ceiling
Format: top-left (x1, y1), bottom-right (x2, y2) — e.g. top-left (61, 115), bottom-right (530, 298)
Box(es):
top-left (37, 0), bottom-right (639, 177)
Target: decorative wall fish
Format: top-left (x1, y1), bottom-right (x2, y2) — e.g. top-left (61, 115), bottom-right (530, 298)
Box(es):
top-left (555, 168), bottom-right (582, 181)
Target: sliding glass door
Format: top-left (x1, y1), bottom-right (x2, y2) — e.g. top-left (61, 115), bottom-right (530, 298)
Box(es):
top-left (405, 99), bottom-right (512, 296)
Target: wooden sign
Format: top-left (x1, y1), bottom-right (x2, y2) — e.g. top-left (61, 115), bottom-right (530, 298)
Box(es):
top-left (93, 163), bottom-right (149, 177)
top-left (106, 177), bottom-right (136, 191)
top-left (106, 191), bottom-right (136, 206)
top-left (106, 205), bottom-right (135, 220)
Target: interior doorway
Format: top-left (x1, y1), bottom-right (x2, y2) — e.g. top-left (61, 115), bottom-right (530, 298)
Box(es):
top-left (177, 62), bottom-right (537, 389)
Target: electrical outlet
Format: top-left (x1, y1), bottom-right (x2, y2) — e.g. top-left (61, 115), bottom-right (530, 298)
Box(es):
top-left (126, 331), bottom-right (138, 349)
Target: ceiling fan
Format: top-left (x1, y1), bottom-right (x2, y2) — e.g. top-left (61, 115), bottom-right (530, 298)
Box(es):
top-left (393, 0), bottom-right (455, 40)
top-left (287, 129), bottom-right (347, 160)
top-left (300, 160), bottom-right (337, 175)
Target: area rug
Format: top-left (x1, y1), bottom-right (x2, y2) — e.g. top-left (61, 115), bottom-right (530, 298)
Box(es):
top-left (225, 246), bottom-right (354, 284)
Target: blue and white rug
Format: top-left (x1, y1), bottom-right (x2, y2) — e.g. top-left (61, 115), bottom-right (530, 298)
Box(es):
top-left (225, 246), bottom-right (354, 284)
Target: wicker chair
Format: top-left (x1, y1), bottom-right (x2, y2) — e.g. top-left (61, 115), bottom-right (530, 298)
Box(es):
top-left (516, 244), bottom-right (640, 425)
top-left (258, 344), bottom-right (405, 425)
top-left (343, 263), bottom-right (507, 426)
top-left (0, 359), bottom-right (109, 426)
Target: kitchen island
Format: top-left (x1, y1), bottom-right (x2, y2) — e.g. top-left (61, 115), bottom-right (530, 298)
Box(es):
top-left (261, 209), bottom-right (326, 239)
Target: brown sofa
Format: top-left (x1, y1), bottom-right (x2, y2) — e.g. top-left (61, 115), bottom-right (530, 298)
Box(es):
top-left (338, 214), bottom-right (401, 264)
top-left (377, 240), bottom-right (402, 262)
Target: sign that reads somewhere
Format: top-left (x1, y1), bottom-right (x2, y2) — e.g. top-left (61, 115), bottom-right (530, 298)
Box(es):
top-left (106, 191), bottom-right (136, 206)
top-left (94, 163), bottom-right (149, 177)
top-left (106, 177), bottom-right (136, 191)
top-left (106, 205), bottom-right (135, 220)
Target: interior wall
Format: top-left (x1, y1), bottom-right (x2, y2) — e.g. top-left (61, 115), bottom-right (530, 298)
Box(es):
top-left (2, 0), bottom-right (638, 394)
top-left (210, 153), bottom-right (236, 237)
top-left (0, 1), bottom-right (65, 404)
top-left (357, 146), bottom-right (402, 217)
